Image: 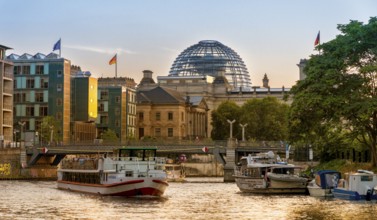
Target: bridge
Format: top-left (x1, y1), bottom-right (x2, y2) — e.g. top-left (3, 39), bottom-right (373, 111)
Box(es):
top-left (25, 141), bottom-right (287, 167)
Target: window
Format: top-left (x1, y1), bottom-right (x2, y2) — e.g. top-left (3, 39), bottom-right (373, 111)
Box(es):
top-left (26, 106), bottom-right (34, 116)
top-left (181, 112), bottom-right (184, 122)
top-left (13, 79), bottom-right (17, 88)
top-left (100, 115), bottom-right (108, 124)
top-left (139, 112), bottom-right (144, 121)
top-left (98, 103), bottom-right (105, 112)
top-left (156, 112), bottom-right (161, 121)
top-left (115, 107), bottom-right (120, 116)
top-left (36, 65), bottom-right (44, 75)
top-left (40, 106), bottom-right (48, 116)
top-left (57, 70), bottom-right (62, 77)
top-left (57, 98), bottom-right (62, 106)
top-left (23, 66), bottom-right (30, 75)
top-left (168, 112), bottom-right (173, 121)
top-left (155, 128), bottom-right (161, 137)
top-left (100, 91), bottom-right (108, 100)
top-left (14, 66), bottom-right (21, 75)
top-left (40, 78), bottom-right (48, 88)
top-left (115, 96), bottom-right (120, 103)
top-left (36, 92), bottom-right (44, 102)
top-left (56, 112), bottom-right (62, 120)
top-left (168, 128), bottom-right (173, 137)
top-left (115, 120), bottom-right (120, 127)
top-left (14, 93), bottom-right (20, 102)
top-left (26, 78), bottom-right (35, 88)
top-left (57, 84), bottom-right (62, 92)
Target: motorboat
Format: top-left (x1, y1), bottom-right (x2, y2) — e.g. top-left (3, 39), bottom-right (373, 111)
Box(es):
top-left (333, 170), bottom-right (377, 201)
top-left (307, 170), bottom-right (341, 197)
top-left (165, 163), bottom-right (186, 182)
top-left (234, 151), bottom-right (308, 194)
top-left (57, 147), bottom-right (169, 197)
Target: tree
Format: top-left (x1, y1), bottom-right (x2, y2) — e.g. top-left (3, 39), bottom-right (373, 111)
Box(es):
top-left (289, 17), bottom-right (377, 165)
top-left (211, 101), bottom-right (241, 140)
top-left (100, 129), bottom-right (119, 143)
top-left (241, 97), bottom-right (289, 141)
top-left (40, 116), bottom-right (59, 144)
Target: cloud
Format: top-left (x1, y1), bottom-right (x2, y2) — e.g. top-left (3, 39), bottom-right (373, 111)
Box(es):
top-left (64, 45), bottom-right (136, 55)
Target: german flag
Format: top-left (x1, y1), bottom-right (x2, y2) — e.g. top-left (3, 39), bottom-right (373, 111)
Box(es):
top-left (314, 31), bottom-right (320, 46)
top-left (109, 54), bottom-right (117, 65)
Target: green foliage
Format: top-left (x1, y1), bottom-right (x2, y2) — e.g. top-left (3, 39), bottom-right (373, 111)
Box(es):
top-left (100, 129), bottom-right (119, 143)
top-left (288, 17), bottom-right (377, 165)
top-left (211, 101), bottom-right (241, 140)
top-left (241, 97), bottom-right (289, 141)
top-left (40, 116), bottom-right (59, 143)
top-left (211, 97), bottom-right (289, 141)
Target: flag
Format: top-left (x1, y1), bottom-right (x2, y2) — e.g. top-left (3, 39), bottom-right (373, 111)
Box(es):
top-left (42, 147), bottom-right (49, 154)
top-left (53, 39), bottom-right (61, 51)
top-left (314, 31), bottom-right (320, 46)
top-left (202, 146), bottom-right (209, 153)
top-left (109, 54), bottom-right (117, 65)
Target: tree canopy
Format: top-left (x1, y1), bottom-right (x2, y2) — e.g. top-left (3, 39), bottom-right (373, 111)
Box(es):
top-left (211, 97), bottom-right (289, 141)
top-left (288, 17), bottom-right (377, 165)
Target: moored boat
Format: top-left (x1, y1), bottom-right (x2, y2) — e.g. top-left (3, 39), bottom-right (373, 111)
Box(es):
top-left (165, 163), bottom-right (186, 182)
top-left (57, 147), bottom-right (169, 197)
top-left (333, 170), bottom-right (377, 201)
top-left (307, 170), bottom-right (341, 197)
top-left (234, 151), bottom-right (308, 194)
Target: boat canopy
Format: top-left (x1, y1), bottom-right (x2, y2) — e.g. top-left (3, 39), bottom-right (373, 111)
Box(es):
top-left (315, 170), bottom-right (341, 189)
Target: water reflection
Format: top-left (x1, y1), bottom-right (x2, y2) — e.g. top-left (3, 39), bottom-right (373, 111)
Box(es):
top-left (0, 179), bottom-right (376, 220)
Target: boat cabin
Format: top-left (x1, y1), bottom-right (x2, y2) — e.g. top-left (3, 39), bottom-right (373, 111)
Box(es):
top-left (115, 147), bottom-right (157, 161)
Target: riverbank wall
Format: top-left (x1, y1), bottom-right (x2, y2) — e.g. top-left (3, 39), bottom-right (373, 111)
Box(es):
top-left (0, 148), bottom-right (56, 180)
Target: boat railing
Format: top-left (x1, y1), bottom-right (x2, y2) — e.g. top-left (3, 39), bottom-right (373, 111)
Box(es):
top-left (60, 158), bottom-right (99, 170)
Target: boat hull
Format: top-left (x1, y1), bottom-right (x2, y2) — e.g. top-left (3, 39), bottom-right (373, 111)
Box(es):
top-left (307, 186), bottom-right (332, 197)
top-left (333, 188), bottom-right (377, 201)
top-left (57, 178), bottom-right (169, 197)
top-left (235, 176), bottom-right (307, 194)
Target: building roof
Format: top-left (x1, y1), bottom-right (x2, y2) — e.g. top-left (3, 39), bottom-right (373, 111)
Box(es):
top-left (0, 44), bottom-right (12, 50)
top-left (7, 52), bottom-right (62, 61)
top-left (137, 86), bottom-right (186, 104)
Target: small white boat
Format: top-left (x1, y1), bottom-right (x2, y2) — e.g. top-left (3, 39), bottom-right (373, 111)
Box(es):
top-left (165, 163), bottom-right (186, 182)
top-left (234, 151), bottom-right (308, 194)
top-left (333, 170), bottom-right (377, 201)
top-left (307, 170), bottom-right (341, 197)
top-left (57, 147), bottom-right (169, 197)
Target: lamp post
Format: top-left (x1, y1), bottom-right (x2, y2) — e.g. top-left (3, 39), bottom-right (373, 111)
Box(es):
top-left (239, 123), bottom-right (248, 142)
top-left (18, 121), bottom-right (25, 149)
top-left (49, 125), bottom-right (54, 145)
top-left (226, 119), bottom-right (236, 139)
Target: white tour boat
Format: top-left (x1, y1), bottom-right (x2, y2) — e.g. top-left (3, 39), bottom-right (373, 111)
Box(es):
top-left (234, 151), bottom-right (308, 194)
top-left (57, 147), bottom-right (169, 197)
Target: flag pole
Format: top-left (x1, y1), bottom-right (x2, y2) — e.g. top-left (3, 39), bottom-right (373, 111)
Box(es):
top-left (115, 54), bottom-right (117, 77)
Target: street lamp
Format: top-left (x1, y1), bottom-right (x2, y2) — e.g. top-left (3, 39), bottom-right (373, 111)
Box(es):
top-left (18, 121), bottom-right (25, 149)
top-left (239, 123), bottom-right (248, 141)
top-left (49, 125), bottom-right (54, 145)
top-left (227, 119), bottom-right (236, 139)
top-left (13, 129), bottom-right (19, 147)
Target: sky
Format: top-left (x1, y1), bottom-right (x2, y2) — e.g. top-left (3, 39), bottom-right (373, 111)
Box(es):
top-left (1, 0), bottom-right (376, 88)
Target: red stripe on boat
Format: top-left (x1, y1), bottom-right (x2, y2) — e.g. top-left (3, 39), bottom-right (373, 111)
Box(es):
top-left (153, 179), bottom-right (169, 186)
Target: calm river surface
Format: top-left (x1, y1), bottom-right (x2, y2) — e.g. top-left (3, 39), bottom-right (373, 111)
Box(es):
top-left (0, 178), bottom-right (376, 220)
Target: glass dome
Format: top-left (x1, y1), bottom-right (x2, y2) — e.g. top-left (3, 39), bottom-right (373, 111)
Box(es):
top-left (169, 40), bottom-right (252, 89)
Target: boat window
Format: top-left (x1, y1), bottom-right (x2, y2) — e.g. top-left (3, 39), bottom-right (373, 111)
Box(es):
top-left (144, 149), bottom-right (156, 160)
top-left (125, 171), bottom-right (133, 177)
top-left (361, 175), bottom-right (373, 181)
top-left (119, 149), bottom-right (131, 158)
top-left (131, 150), bottom-right (144, 159)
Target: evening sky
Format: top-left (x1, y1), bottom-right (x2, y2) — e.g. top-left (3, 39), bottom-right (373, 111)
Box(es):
top-left (1, 0), bottom-right (376, 87)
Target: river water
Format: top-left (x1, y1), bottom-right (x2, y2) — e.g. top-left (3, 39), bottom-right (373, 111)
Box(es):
top-left (0, 178), bottom-right (376, 220)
